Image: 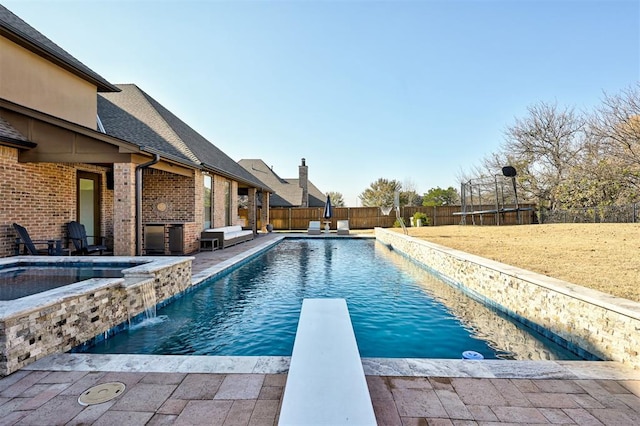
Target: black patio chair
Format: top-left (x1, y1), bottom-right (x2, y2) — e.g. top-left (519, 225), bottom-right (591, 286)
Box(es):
top-left (12, 223), bottom-right (59, 255)
top-left (67, 221), bottom-right (108, 255)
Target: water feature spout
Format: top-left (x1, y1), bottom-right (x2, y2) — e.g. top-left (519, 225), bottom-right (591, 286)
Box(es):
top-left (140, 281), bottom-right (157, 320)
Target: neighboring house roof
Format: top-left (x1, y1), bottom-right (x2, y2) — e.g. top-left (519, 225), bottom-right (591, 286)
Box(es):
top-left (0, 5), bottom-right (119, 93)
top-left (98, 84), bottom-right (271, 191)
top-left (238, 159), bottom-right (325, 207)
top-left (288, 179), bottom-right (326, 207)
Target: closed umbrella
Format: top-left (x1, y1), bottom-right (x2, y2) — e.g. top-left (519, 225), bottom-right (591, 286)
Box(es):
top-left (323, 195), bottom-right (333, 219)
top-left (323, 195), bottom-right (332, 232)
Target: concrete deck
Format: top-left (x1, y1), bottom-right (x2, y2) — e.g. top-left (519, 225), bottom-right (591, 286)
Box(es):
top-left (1, 232), bottom-right (640, 425)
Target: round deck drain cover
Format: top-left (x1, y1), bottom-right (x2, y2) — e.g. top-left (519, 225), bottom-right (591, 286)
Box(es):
top-left (78, 382), bottom-right (126, 406)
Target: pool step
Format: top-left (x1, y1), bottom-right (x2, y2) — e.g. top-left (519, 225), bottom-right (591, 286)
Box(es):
top-left (279, 298), bottom-right (376, 425)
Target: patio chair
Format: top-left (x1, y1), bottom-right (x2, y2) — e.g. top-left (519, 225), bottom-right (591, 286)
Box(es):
top-left (307, 221), bottom-right (321, 235)
top-left (67, 221), bottom-right (108, 255)
top-left (12, 223), bottom-right (59, 255)
top-left (337, 220), bottom-right (350, 235)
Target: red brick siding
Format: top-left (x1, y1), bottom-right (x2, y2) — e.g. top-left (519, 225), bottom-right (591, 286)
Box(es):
top-left (113, 162), bottom-right (136, 256)
top-left (142, 169), bottom-right (195, 223)
top-left (0, 146), bottom-right (112, 257)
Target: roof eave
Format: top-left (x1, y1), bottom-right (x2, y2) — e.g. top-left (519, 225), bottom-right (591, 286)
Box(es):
top-left (0, 135), bottom-right (36, 149)
top-left (140, 146), bottom-right (201, 169)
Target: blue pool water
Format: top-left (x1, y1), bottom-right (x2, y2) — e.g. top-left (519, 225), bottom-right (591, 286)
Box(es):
top-left (0, 263), bottom-right (140, 301)
top-left (86, 239), bottom-right (584, 360)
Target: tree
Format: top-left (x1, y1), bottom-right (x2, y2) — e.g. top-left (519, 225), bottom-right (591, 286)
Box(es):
top-left (400, 178), bottom-right (422, 206)
top-left (400, 190), bottom-right (422, 206)
top-left (358, 178), bottom-right (401, 207)
top-left (422, 186), bottom-right (459, 206)
top-left (325, 191), bottom-right (345, 207)
top-left (588, 83), bottom-right (640, 201)
top-left (494, 101), bottom-right (586, 210)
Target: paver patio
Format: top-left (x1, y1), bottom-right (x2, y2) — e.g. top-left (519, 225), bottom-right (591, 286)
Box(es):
top-left (1, 369), bottom-right (640, 425)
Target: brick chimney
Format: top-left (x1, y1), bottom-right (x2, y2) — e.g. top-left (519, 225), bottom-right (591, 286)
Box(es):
top-left (299, 158), bottom-right (309, 207)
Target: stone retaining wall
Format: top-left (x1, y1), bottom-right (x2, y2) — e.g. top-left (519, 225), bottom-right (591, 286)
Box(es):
top-left (375, 228), bottom-right (640, 368)
top-left (0, 257), bottom-right (192, 376)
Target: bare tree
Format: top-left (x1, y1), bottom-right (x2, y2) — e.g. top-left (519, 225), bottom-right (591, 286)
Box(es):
top-left (588, 84), bottom-right (640, 199)
top-left (557, 140), bottom-right (627, 208)
top-left (498, 101), bottom-right (586, 210)
top-left (400, 178), bottom-right (422, 206)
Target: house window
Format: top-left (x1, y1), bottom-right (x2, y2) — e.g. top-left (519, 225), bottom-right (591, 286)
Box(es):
top-left (224, 180), bottom-right (231, 226)
top-left (204, 175), bottom-right (212, 229)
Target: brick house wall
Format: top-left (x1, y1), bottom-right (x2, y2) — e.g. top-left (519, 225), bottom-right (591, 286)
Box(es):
top-left (1, 145), bottom-right (252, 257)
top-left (142, 169), bottom-right (195, 223)
top-left (113, 162), bottom-right (136, 256)
top-left (140, 168), bottom-right (200, 255)
top-left (0, 146), bottom-right (112, 257)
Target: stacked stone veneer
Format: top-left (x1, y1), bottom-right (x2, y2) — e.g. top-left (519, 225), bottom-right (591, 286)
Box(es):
top-left (0, 257), bottom-right (192, 376)
top-left (375, 228), bottom-right (640, 368)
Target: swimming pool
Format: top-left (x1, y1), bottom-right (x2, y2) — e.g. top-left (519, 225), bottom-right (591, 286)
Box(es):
top-left (84, 239), bottom-right (586, 360)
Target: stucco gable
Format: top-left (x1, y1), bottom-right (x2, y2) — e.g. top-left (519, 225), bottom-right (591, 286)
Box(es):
top-left (0, 5), bottom-right (118, 92)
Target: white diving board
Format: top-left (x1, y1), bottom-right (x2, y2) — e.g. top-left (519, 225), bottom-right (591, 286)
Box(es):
top-left (279, 298), bottom-right (376, 426)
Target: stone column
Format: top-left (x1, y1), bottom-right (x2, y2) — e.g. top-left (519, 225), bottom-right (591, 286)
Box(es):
top-left (247, 187), bottom-right (257, 234)
top-left (113, 163), bottom-right (136, 256)
top-left (261, 191), bottom-right (270, 232)
top-left (298, 158), bottom-right (308, 207)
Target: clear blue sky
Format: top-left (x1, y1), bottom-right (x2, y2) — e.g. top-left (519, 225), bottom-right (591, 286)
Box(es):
top-left (4, 0), bottom-right (639, 206)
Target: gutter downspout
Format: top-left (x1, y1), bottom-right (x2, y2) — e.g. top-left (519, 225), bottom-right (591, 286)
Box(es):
top-left (135, 154), bottom-right (160, 255)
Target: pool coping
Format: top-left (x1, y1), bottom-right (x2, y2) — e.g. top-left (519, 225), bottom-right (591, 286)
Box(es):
top-left (23, 353), bottom-right (640, 381)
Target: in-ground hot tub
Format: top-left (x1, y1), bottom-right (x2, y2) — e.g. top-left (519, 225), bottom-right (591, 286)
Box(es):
top-left (0, 260), bottom-right (147, 301)
top-left (0, 256), bottom-right (194, 376)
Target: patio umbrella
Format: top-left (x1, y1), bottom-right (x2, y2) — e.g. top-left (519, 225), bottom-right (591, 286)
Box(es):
top-left (323, 195), bottom-right (333, 219)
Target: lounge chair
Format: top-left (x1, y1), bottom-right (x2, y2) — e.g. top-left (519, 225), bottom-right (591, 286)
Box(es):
top-left (307, 221), bottom-right (321, 235)
top-left (67, 221), bottom-right (108, 255)
top-left (337, 220), bottom-right (350, 235)
top-left (12, 223), bottom-right (60, 255)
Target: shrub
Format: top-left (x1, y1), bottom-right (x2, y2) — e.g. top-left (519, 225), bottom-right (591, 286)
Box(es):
top-left (413, 212), bottom-right (430, 226)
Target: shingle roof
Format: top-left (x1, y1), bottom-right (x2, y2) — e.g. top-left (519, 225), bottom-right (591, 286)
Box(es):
top-left (98, 85), bottom-right (271, 190)
top-left (0, 5), bottom-right (118, 92)
top-left (0, 115), bottom-right (37, 149)
top-left (0, 115), bottom-right (27, 141)
top-left (288, 179), bottom-right (326, 207)
top-left (238, 159), bottom-right (325, 207)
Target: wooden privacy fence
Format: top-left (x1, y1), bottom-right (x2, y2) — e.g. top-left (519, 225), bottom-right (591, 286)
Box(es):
top-left (238, 204), bottom-right (537, 230)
